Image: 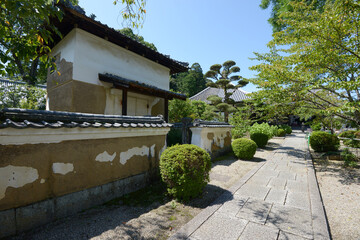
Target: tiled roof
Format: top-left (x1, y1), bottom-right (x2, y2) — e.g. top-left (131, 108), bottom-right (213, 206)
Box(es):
top-left (0, 108), bottom-right (171, 129)
top-left (189, 87), bottom-right (250, 103)
top-left (192, 119), bottom-right (233, 128)
top-left (99, 73), bottom-right (187, 100)
top-left (171, 119), bottom-right (233, 128)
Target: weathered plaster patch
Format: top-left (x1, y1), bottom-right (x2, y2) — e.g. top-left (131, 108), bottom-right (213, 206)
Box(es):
top-left (150, 144), bottom-right (155, 158)
top-left (158, 140), bottom-right (167, 160)
top-left (40, 179), bottom-right (46, 184)
top-left (52, 163), bottom-right (74, 175)
top-left (95, 151), bottom-right (116, 162)
top-left (0, 165), bottom-right (39, 200)
top-left (120, 145), bottom-right (154, 165)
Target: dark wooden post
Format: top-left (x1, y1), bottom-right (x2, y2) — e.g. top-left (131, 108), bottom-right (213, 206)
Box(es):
top-left (122, 89), bottom-right (127, 115)
top-left (164, 98), bottom-right (169, 122)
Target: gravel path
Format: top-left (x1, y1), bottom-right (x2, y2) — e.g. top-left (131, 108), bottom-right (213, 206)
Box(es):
top-left (9, 138), bottom-right (283, 240)
top-left (314, 161), bottom-right (360, 240)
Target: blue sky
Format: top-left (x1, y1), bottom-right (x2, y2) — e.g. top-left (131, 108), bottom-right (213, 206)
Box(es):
top-left (78, 0), bottom-right (273, 93)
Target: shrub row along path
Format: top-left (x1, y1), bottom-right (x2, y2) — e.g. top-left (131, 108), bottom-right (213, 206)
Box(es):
top-left (170, 131), bottom-right (330, 240)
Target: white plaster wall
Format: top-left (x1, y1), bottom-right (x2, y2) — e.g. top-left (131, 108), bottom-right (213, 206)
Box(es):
top-left (68, 28), bottom-right (170, 90)
top-left (50, 29), bottom-right (77, 67)
top-left (190, 127), bottom-right (232, 153)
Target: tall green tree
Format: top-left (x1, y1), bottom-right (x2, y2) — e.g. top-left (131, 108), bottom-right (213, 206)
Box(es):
top-left (251, 0), bottom-right (360, 125)
top-left (117, 28), bottom-right (157, 51)
top-left (205, 60), bottom-right (248, 122)
top-left (0, 0), bottom-right (145, 84)
top-left (260, 0), bottom-right (329, 32)
top-left (0, 0), bottom-right (68, 84)
top-left (170, 62), bottom-right (208, 97)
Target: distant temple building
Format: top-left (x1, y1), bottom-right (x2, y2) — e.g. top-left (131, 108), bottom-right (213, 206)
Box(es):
top-left (189, 87), bottom-right (250, 103)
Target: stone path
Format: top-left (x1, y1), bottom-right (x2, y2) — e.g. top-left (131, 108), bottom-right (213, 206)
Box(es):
top-left (170, 131), bottom-right (330, 240)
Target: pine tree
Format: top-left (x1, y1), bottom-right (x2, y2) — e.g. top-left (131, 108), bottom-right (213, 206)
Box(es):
top-left (205, 60), bottom-right (248, 122)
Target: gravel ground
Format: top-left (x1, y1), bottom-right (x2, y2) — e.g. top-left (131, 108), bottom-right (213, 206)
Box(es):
top-left (313, 157), bottom-right (360, 239)
top-left (9, 138), bottom-right (283, 240)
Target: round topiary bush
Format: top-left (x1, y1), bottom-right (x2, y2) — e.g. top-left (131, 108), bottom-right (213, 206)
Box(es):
top-left (250, 132), bottom-right (269, 148)
top-left (160, 144), bottom-right (211, 200)
top-left (310, 131), bottom-right (340, 152)
top-left (280, 125), bottom-right (292, 134)
top-left (231, 138), bottom-right (257, 160)
top-left (276, 129), bottom-right (286, 137)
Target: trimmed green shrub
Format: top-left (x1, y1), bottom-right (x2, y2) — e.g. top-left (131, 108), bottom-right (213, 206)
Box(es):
top-left (250, 123), bottom-right (275, 139)
top-left (338, 130), bottom-right (356, 138)
top-left (280, 125), bottom-right (292, 134)
top-left (250, 132), bottom-right (269, 148)
top-left (160, 144), bottom-right (211, 200)
top-left (341, 148), bottom-right (358, 168)
top-left (310, 123), bottom-right (322, 131)
top-left (276, 128), bottom-right (286, 137)
top-left (232, 138), bottom-right (257, 160)
top-left (310, 131), bottom-right (340, 152)
top-left (338, 130), bottom-right (360, 148)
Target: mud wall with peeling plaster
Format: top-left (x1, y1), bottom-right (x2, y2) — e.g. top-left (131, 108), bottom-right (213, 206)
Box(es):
top-left (0, 134), bottom-right (167, 212)
top-left (190, 127), bottom-right (232, 159)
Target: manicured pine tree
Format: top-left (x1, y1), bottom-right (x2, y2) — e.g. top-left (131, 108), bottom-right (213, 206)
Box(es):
top-left (205, 60), bottom-right (248, 122)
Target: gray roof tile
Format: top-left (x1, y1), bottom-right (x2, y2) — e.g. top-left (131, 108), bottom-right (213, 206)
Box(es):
top-left (189, 87), bottom-right (250, 103)
top-left (0, 108), bottom-right (171, 129)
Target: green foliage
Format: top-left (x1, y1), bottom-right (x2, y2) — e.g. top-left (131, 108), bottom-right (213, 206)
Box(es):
top-left (339, 130), bottom-right (360, 148)
top-left (229, 110), bottom-right (251, 139)
top-left (160, 144), bottom-right (211, 201)
top-left (168, 99), bottom-right (195, 123)
top-left (310, 123), bottom-right (322, 131)
top-left (231, 138), bottom-right (257, 160)
top-left (341, 148), bottom-right (358, 168)
top-left (170, 63), bottom-right (208, 97)
top-left (169, 98), bottom-right (220, 123)
top-left (310, 131), bottom-right (340, 152)
top-left (205, 60), bottom-right (248, 122)
top-left (250, 132), bottom-right (269, 148)
top-left (252, 0), bottom-right (360, 126)
top-left (250, 123), bottom-right (276, 139)
top-left (167, 128), bottom-right (182, 147)
top-left (280, 125), bottom-right (292, 134)
top-left (0, 83), bottom-right (46, 109)
top-left (276, 128), bottom-right (286, 137)
top-left (0, 0), bottom-right (67, 83)
top-left (259, 0), bottom-right (328, 32)
top-left (117, 28), bottom-right (157, 51)
top-left (113, 0), bottom-right (146, 28)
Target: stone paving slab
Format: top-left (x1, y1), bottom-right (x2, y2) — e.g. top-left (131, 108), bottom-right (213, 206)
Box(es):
top-left (267, 178), bottom-right (287, 190)
top-left (285, 191), bottom-right (310, 211)
top-left (266, 205), bottom-right (313, 239)
top-left (217, 197), bottom-right (248, 217)
top-left (238, 222), bottom-right (279, 240)
top-left (170, 132), bottom-right (330, 240)
top-left (234, 184), bottom-right (270, 200)
top-left (236, 198), bottom-right (273, 224)
top-left (191, 212), bottom-right (248, 240)
top-left (286, 180), bottom-right (308, 193)
top-left (265, 188), bottom-right (287, 205)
